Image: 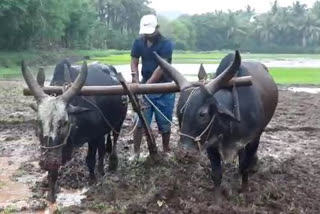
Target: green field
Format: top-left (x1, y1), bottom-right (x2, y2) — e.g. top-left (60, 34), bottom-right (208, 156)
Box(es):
top-left (89, 51), bottom-right (320, 65)
top-left (269, 68), bottom-right (320, 85)
top-left (1, 50), bottom-right (320, 85)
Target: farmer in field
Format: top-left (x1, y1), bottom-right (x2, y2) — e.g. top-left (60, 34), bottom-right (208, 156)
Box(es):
top-left (131, 14), bottom-right (175, 157)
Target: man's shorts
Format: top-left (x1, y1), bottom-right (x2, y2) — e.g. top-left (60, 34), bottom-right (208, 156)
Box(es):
top-left (137, 93), bottom-right (176, 133)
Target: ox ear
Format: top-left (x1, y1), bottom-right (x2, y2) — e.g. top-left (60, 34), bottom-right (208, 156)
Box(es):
top-left (198, 63), bottom-right (207, 81)
top-left (37, 67), bottom-right (45, 87)
top-left (216, 102), bottom-right (240, 123)
top-left (67, 105), bottom-right (92, 115)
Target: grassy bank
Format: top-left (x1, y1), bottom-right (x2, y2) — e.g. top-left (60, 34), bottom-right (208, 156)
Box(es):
top-left (269, 68), bottom-right (320, 85)
top-left (0, 50), bottom-right (128, 78)
top-left (89, 51), bottom-right (320, 65)
top-left (1, 50), bottom-right (320, 84)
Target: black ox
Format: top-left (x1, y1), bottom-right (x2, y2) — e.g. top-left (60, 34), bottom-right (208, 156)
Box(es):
top-left (22, 60), bottom-right (127, 202)
top-left (154, 50), bottom-right (278, 194)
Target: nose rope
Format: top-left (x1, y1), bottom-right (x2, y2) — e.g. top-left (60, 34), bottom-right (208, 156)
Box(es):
top-left (40, 125), bottom-right (71, 150)
top-left (179, 115), bottom-right (216, 151)
top-left (179, 86), bottom-right (216, 151)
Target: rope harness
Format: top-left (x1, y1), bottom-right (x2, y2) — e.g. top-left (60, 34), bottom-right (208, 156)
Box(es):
top-left (41, 126), bottom-right (71, 150)
top-left (141, 84), bottom-right (218, 152)
top-left (178, 87), bottom-right (216, 151)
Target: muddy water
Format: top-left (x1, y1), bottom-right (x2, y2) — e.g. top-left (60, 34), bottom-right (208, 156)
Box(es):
top-left (288, 87), bottom-right (320, 94)
top-left (0, 158), bottom-right (31, 207)
top-left (1, 80), bottom-right (320, 213)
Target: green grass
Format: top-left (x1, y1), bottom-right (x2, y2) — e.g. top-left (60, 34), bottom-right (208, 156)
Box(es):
top-left (1, 50), bottom-right (320, 84)
top-left (0, 49), bottom-right (130, 78)
top-left (183, 67), bottom-right (320, 85)
top-left (88, 51), bottom-right (320, 65)
top-left (269, 67), bottom-right (320, 85)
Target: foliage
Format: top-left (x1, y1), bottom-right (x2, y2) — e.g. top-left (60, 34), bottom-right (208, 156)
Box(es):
top-left (0, 0), bottom-right (152, 50)
top-left (1, 0), bottom-right (320, 53)
top-left (160, 1), bottom-right (320, 53)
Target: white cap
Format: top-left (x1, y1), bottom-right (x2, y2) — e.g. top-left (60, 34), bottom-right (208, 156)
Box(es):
top-left (139, 14), bottom-right (158, 35)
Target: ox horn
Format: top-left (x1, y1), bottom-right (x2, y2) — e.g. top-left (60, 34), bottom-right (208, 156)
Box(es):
top-left (21, 61), bottom-right (47, 101)
top-left (153, 52), bottom-right (192, 91)
top-left (205, 50), bottom-right (241, 94)
top-left (61, 61), bottom-right (88, 104)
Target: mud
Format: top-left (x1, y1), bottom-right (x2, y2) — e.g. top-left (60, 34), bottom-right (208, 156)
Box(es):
top-left (0, 80), bottom-right (319, 213)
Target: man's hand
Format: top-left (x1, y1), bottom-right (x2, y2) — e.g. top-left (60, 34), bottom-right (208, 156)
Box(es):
top-left (146, 66), bottom-right (163, 84)
top-left (131, 57), bottom-right (139, 83)
top-left (131, 72), bottom-right (139, 84)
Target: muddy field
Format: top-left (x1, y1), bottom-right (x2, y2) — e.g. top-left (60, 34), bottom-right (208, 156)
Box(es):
top-left (0, 80), bottom-right (319, 214)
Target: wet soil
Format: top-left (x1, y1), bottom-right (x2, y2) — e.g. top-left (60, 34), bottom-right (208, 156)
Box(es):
top-left (0, 81), bottom-right (319, 213)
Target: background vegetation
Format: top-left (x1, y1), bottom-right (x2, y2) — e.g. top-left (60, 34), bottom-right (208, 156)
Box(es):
top-left (1, 0), bottom-right (320, 53)
top-left (1, 0), bottom-right (320, 84)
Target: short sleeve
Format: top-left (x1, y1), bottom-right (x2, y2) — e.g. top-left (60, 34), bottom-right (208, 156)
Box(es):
top-left (159, 40), bottom-right (173, 63)
top-left (131, 39), bottom-right (141, 58)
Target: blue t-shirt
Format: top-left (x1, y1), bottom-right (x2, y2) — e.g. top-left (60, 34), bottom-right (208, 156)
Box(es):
top-left (131, 34), bottom-right (173, 83)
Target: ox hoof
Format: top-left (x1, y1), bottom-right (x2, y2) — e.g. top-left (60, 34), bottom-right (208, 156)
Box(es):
top-left (213, 188), bottom-right (222, 204)
top-left (88, 176), bottom-right (97, 185)
top-left (248, 156), bottom-right (259, 173)
top-left (98, 165), bottom-right (105, 176)
top-left (109, 154), bottom-right (118, 171)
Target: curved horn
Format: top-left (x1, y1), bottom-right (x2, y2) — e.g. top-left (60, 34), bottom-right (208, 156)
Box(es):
top-left (61, 61), bottom-right (88, 104)
top-left (153, 52), bottom-right (192, 91)
top-left (205, 50), bottom-right (241, 94)
top-left (64, 64), bottom-right (72, 83)
top-left (21, 61), bottom-right (47, 101)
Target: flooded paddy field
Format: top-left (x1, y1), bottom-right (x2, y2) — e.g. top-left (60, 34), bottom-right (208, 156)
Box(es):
top-left (0, 79), bottom-right (319, 213)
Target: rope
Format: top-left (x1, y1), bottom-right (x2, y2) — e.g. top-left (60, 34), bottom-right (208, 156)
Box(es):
top-left (126, 115), bottom-right (139, 135)
top-left (179, 115), bottom-right (216, 151)
top-left (179, 87), bottom-right (198, 113)
top-left (81, 96), bottom-right (120, 134)
top-left (41, 124), bottom-right (71, 150)
top-left (178, 86), bottom-right (217, 151)
top-left (143, 95), bottom-right (175, 126)
top-left (81, 96), bottom-right (137, 136)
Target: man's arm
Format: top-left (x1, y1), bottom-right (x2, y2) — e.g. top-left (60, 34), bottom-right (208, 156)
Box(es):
top-left (131, 57), bottom-right (140, 83)
top-left (146, 65), bottom-right (163, 84)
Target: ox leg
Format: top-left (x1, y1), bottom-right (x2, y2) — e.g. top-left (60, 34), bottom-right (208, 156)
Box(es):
top-left (238, 135), bottom-right (260, 190)
top-left (47, 170), bottom-right (58, 203)
top-left (109, 131), bottom-right (119, 171)
top-left (106, 134), bottom-right (112, 155)
top-left (86, 142), bottom-right (98, 184)
top-left (97, 136), bottom-right (106, 176)
top-left (62, 139), bottom-right (73, 165)
top-left (207, 145), bottom-right (222, 199)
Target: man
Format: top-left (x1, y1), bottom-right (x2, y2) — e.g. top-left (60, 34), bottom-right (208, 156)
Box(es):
top-left (131, 14), bottom-right (175, 157)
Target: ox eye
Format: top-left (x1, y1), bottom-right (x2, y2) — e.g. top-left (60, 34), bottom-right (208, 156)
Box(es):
top-left (199, 111), bottom-right (206, 117)
top-left (199, 108), bottom-right (209, 117)
top-left (58, 120), bottom-right (67, 128)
